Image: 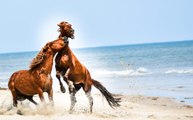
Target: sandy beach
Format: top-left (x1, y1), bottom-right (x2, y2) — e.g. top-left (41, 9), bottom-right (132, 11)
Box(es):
top-left (0, 89), bottom-right (193, 120)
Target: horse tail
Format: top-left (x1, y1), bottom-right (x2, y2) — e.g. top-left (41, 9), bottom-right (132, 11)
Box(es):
top-left (92, 79), bottom-right (121, 108)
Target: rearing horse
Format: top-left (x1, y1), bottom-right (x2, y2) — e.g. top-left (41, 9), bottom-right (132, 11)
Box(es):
top-left (8, 38), bottom-right (67, 107)
top-left (55, 21), bottom-right (121, 113)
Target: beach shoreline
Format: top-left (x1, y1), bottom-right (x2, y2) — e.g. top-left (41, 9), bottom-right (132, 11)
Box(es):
top-left (0, 90), bottom-right (193, 120)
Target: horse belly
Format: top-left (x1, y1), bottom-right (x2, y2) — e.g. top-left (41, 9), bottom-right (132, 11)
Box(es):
top-left (69, 73), bottom-right (84, 84)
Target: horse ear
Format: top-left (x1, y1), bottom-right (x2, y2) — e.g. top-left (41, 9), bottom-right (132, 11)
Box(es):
top-left (57, 21), bottom-right (67, 27)
top-left (57, 22), bottom-right (63, 26)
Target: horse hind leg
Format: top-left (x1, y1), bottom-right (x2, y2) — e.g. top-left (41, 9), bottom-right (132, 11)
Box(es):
top-left (8, 74), bottom-right (18, 107)
top-left (85, 88), bottom-right (93, 113)
top-left (17, 93), bottom-right (37, 105)
top-left (67, 80), bottom-right (75, 93)
top-left (68, 84), bottom-right (82, 113)
top-left (27, 96), bottom-right (37, 105)
top-left (10, 90), bottom-right (18, 107)
top-left (82, 79), bottom-right (93, 113)
top-left (69, 89), bottom-right (77, 113)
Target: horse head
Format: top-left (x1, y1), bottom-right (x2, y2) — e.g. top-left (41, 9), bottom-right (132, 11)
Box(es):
top-left (57, 21), bottom-right (75, 41)
top-left (49, 38), bottom-right (67, 52)
top-left (29, 38), bottom-right (66, 69)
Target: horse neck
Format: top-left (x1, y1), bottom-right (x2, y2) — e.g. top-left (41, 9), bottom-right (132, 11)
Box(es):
top-left (38, 51), bottom-right (56, 74)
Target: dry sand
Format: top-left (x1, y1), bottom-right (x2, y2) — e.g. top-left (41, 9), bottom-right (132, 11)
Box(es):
top-left (0, 89), bottom-right (193, 120)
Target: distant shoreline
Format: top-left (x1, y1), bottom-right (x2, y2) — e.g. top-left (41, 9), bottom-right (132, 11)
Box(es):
top-left (0, 87), bottom-right (7, 90)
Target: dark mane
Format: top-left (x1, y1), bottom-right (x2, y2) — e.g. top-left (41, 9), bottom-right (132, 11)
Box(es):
top-left (29, 45), bottom-right (48, 69)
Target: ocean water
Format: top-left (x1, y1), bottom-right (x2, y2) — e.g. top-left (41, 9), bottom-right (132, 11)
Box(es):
top-left (0, 40), bottom-right (193, 105)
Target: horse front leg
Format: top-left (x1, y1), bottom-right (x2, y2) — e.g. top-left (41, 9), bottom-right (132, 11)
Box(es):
top-left (37, 88), bottom-right (45, 102)
top-left (56, 70), bottom-right (66, 93)
top-left (47, 87), bottom-right (54, 105)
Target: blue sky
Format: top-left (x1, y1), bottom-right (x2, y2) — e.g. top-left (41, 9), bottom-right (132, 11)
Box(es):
top-left (0, 0), bottom-right (193, 53)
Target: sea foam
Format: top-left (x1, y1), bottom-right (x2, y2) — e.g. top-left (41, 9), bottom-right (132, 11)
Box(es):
top-left (165, 69), bottom-right (193, 74)
top-left (92, 67), bottom-right (148, 77)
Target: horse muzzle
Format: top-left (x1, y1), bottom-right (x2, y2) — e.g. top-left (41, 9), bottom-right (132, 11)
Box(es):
top-left (70, 29), bottom-right (75, 39)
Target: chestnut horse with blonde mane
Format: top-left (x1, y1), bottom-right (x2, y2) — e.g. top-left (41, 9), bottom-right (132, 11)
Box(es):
top-left (8, 38), bottom-right (68, 107)
top-left (55, 21), bottom-right (121, 113)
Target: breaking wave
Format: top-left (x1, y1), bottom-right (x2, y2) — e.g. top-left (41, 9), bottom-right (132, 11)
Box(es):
top-left (92, 67), bottom-right (149, 77)
top-left (165, 69), bottom-right (193, 74)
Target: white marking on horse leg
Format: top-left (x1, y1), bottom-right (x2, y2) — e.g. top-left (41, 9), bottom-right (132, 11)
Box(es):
top-left (69, 92), bottom-right (77, 113)
top-left (86, 90), bottom-right (93, 113)
top-left (68, 81), bottom-right (75, 93)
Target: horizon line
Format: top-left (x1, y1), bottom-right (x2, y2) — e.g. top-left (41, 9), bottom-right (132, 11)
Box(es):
top-left (0, 39), bottom-right (192, 54)
top-left (76, 39), bottom-right (193, 50)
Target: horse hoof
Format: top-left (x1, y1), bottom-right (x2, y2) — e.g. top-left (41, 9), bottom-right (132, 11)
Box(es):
top-left (50, 101), bottom-right (54, 106)
top-left (60, 87), bottom-right (66, 93)
top-left (61, 89), bottom-right (66, 93)
top-left (69, 110), bottom-right (73, 114)
top-left (17, 110), bottom-right (23, 115)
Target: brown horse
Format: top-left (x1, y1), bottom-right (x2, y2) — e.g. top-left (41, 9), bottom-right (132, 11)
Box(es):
top-left (8, 38), bottom-right (67, 107)
top-left (55, 21), bottom-right (121, 113)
